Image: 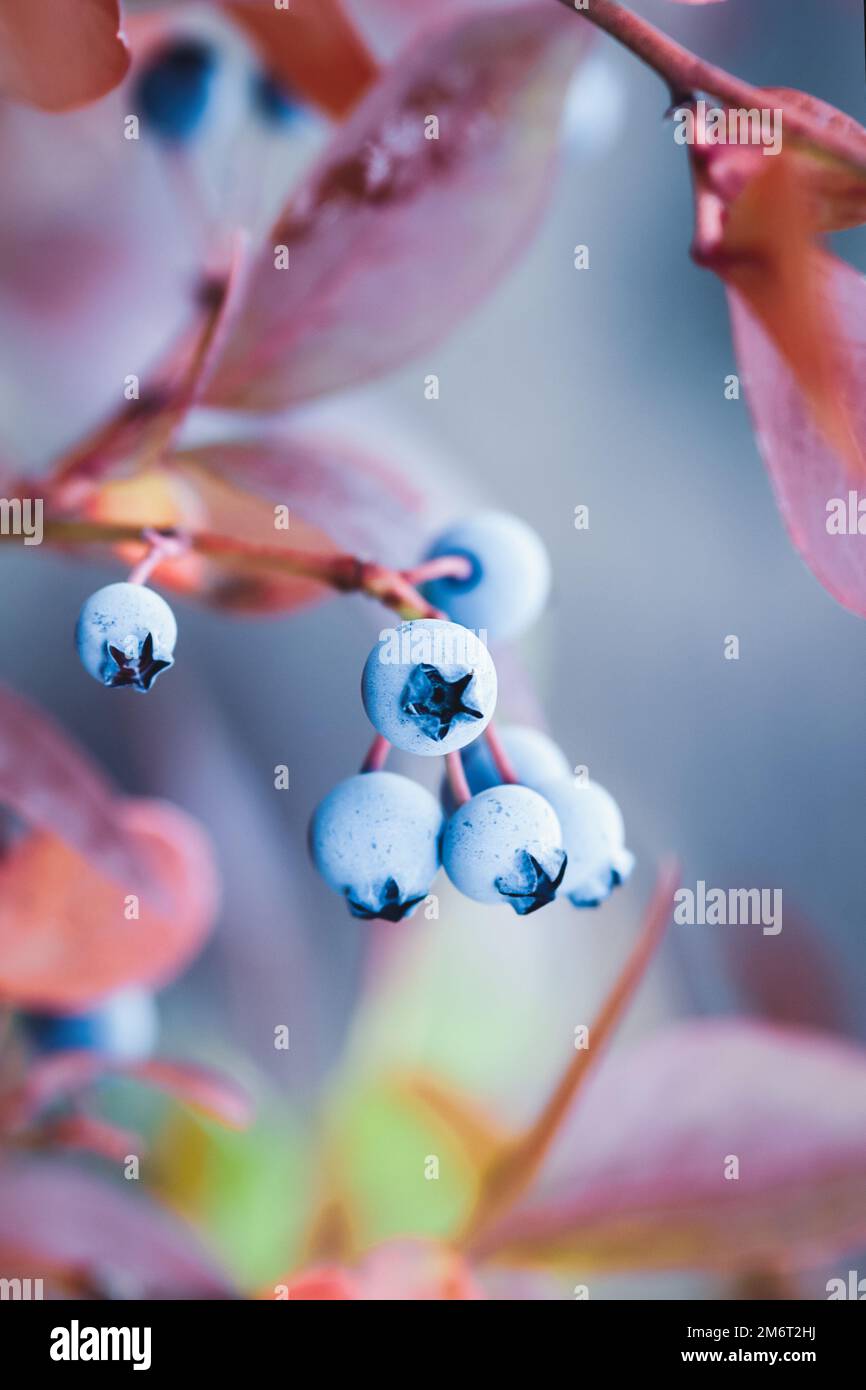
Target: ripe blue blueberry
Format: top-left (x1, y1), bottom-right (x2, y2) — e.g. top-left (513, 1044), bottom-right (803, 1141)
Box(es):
top-left (135, 39), bottom-right (218, 142)
top-left (309, 771), bottom-right (443, 922)
top-left (22, 988), bottom-right (158, 1061)
top-left (251, 70), bottom-right (301, 126)
top-left (442, 785), bottom-right (567, 915)
top-left (420, 512), bottom-right (551, 642)
top-left (76, 582), bottom-right (177, 692)
top-left (361, 619), bottom-right (497, 757)
top-left (536, 777), bottom-right (635, 907)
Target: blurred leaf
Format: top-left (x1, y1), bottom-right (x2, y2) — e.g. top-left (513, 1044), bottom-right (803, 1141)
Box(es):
top-left (204, 2), bottom-right (587, 408)
top-left (727, 257), bottom-right (866, 617)
top-left (0, 0), bottom-right (129, 111)
top-left (476, 1021), bottom-right (866, 1274)
top-left (224, 0), bottom-right (378, 117)
top-left (2, 1053), bottom-right (252, 1132)
top-left (0, 799), bottom-right (219, 1009)
top-left (41, 1111), bottom-right (145, 1164)
top-left (0, 683), bottom-right (158, 892)
top-left (0, 1158), bottom-right (231, 1297)
top-left (269, 1240), bottom-right (485, 1300)
top-left (764, 89), bottom-right (866, 232)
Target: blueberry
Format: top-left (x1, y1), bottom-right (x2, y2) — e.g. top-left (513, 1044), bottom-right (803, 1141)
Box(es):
top-left (135, 38), bottom-right (217, 142)
top-left (536, 777), bottom-right (635, 907)
top-left (420, 513), bottom-right (551, 642)
top-left (442, 785), bottom-right (566, 915)
top-left (251, 70), bottom-right (301, 126)
top-left (444, 725), bottom-right (571, 812)
top-left (76, 582), bottom-right (177, 692)
top-left (361, 619), bottom-right (497, 757)
top-left (22, 988), bottom-right (158, 1061)
top-left (309, 771), bottom-right (443, 922)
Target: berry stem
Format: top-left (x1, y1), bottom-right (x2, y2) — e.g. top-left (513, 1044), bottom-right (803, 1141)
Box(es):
top-left (401, 555), bottom-right (474, 586)
top-left (360, 734), bottom-right (391, 773)
top-left (459, 858), bottom-right (680, 1253)
top-left (126, 528), bottom-right (188, 586)
top-left (445, 751), bottom-right (472, 807)
top-left (484, 722), bottom-right (519, 785)
top-left (556, 0), bottom-right (866, 176)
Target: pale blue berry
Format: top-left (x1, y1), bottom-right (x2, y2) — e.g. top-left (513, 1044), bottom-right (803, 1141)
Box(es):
top-left (22, 988), bottom-right (158, 1061)
top-left (420, 512), bottom-right (551, 642)
top-left (76, 582), bottom-right (177, 692)
top-left (536, 777), bottom-right (635, 907)
top-left (361, 619), bottom-right (497, 757)
top-left (442, 785), bottom-right (566, 915)
top-left (309, 771), bottom-right (443, 922)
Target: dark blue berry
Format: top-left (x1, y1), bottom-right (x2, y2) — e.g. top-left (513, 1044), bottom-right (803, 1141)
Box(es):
top-left (136, 39), bottom-right (218, 143)
top-left (251, 70), bottom-right (301, 127)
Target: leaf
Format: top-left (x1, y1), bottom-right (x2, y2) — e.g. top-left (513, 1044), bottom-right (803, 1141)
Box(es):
top-left (0, 0), bottom-right (130, 111)
top-left (769, 89), bottom-right (866, 232)
top-left (476, 1021), bottom-right (866, 1274)
top-left (267, 1241), bottom-right (485, 1300)
top-left (0, 683), bottom-right (157, 892)
top-left (42, 1112), bottom-right (146, 1164)
top-left (224, 0), bottom-right (378, 117)
top-left (204, 2), bottom-right (588, 409)
top-left (0, 1158), bottom-right (232, 1297)
top-left (727, 256), bottom-right (866, 618)
top-left (0, 799), bottom-right (219, 1009)
top-left (2, 1053), bottom-right (252, 1132)
top-left (704, 154), bottom-right (863, 479)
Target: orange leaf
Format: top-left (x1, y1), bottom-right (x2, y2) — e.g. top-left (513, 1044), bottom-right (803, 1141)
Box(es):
top-left (224, 0), bottom-right (377, 117)
top-left (0, 0), bottom-right (130, 111)
top-left (0, 799), bottom-right (219, 1010)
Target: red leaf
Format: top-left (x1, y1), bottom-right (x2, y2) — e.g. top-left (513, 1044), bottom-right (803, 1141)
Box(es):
top-left (204, 2), bottom-right (588, 409)
top-left (44, 1112), bottom-right (145, 1164)
top-left (0, 1159), bottom-right (232, 1297)
top-left (728, 256), bottom-right (866, 618)
top-left (224, 0), bottom-right (378, 117)
top-left (0, 799), bottom-right (220, 1009)
top-left (477, 1021), bottom-right (866, 1273)
top-left (0, 0), bottom-right (130, 111)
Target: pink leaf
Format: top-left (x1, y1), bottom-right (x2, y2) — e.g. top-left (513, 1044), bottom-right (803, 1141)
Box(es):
top-left (44, 1112), bottom-right (145, 1164)
top-left (205, 2), bottom-right (588, 409)
top-left (728, 257), bottom-right (866, 618)
top-left (0, 0), bottom-right (130, 111)
top-left (0, 1159), bottom-right (232, 1297)
top-left (174, 434), bottom-right (426, 558)
top-left (477, 1020), bottom-right (866, 1273)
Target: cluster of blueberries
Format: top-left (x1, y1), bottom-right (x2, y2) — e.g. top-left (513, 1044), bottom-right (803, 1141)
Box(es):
top-left (310, 513), bottom-right (634, 921)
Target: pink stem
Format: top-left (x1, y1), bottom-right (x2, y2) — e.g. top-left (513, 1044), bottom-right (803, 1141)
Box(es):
top-left (445, 751), bottom-right (472, 807)
top-left (556, 0), bottom-right (866, 175)
top-left (484, 722), bottom-right (519, 785)
top-left (360, 734), bottom-right (391, 773)
top-left (402, 555), bottom-right (474, 586)
top-left (127, 529), bottom-right (188, 586)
